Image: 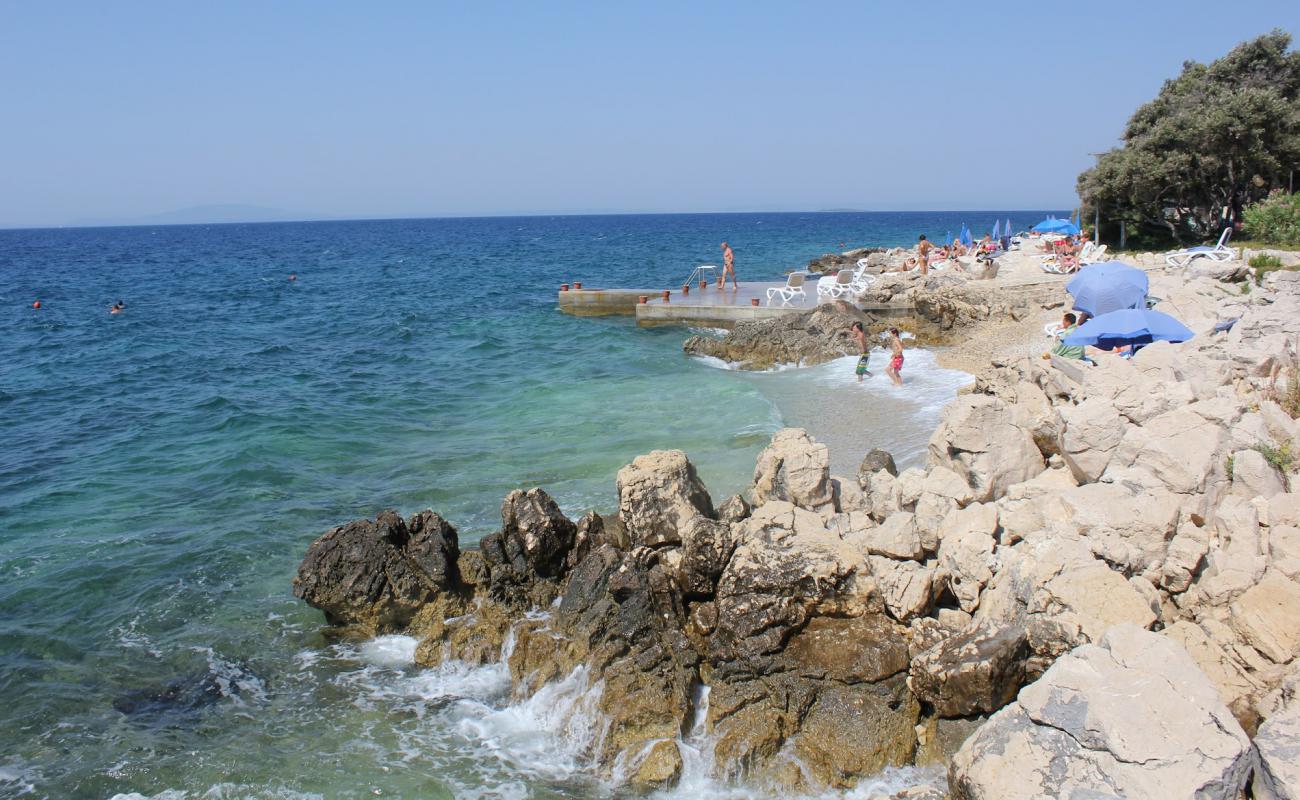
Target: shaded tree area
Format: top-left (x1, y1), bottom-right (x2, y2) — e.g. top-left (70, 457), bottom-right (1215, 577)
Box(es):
top-left (1078, 31), bottom-right (1300, 247)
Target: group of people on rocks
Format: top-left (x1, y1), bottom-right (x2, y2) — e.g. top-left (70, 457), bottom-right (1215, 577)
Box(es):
top-left (891, 232), bottom-right (1002, 275)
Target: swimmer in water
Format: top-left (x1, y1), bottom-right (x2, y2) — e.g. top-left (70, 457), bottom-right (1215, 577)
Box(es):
top-left (109, 300), bottom-right (125, 315)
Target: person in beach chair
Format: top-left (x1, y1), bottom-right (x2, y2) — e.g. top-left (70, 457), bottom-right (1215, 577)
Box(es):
top-left (1042, 312), bottom-right (1084, 361)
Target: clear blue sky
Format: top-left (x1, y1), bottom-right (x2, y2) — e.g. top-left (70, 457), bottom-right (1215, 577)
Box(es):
top-left (2, 1), bottom-right (1298, 228)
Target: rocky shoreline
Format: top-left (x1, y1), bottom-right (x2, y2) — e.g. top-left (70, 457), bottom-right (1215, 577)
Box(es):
top-left (293, 264), bottom-right (1300, 797)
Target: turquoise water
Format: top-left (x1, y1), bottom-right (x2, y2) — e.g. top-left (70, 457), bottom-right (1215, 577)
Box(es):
top-left (0, 212), bottom-right (1059, 798)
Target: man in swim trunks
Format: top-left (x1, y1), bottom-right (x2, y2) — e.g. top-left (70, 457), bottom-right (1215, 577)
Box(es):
top-left (719, 242), bottom-right (738, 290)
top-left (886, 327), bottom-right (904, 386)
top-left (916, 235), bottom-right (933, 276)
top-left (851, 322), bottom-right (872, 380)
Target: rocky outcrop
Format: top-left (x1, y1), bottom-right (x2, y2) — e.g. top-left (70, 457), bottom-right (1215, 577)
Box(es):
top-left (615, 449), bottom-right (714, 546)
top-left (292, 508), bottom-right (460, 633)
top-left (949, 625), bottom-right (1253, 800)
top-left (682, 302), bottom-right (870, 370)
top-left (294, 271), bottom-right (1300, 795)
top-left (749, 428), bottom-right (835, 512)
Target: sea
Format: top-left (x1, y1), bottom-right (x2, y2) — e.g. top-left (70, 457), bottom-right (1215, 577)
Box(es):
top-left (0, 211), bottom-right (1062, 799)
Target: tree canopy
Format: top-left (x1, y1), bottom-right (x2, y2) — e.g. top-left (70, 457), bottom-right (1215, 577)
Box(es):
top-left (1077, 30), bottom-right (1300, 245)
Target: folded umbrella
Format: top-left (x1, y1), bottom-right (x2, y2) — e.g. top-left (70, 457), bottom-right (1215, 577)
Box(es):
top-left (1066, 262), bottom-right (1149, 316)
top-left (1062, 308), bottom-right (1195, 350)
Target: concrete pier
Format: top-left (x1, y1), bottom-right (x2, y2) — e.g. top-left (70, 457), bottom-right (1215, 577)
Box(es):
top-left (558, 278), bottom-right (914, 327)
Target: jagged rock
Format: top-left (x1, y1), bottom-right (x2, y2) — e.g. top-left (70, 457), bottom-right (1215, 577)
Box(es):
top-left (859, 448), bottom-right (899, 482)
top-left (682, 302), bottom-right (869, 370)
top-left (616, 450), bottom-right (714, 547)
top-left (1163, 620), bottom-right (1264, 731)
top-left (928, 395), bottom-right (1045, 503)
top-left (710, 501), bottom-right (875, 666)
top-left (1031, 482), bottom-right (1181, 576)
top-left (293, 509), bottom-right (460, 633)
top-left (566, 510), bottom-right (606, 570)
top-left (949, 625), bottom-right (1253, 800)
top-left (1229, 572), bottom-right (1300, 664)
top-left (709, 614), bottom-right (919, 788)
top-left (1231, 448), bottom-right (1288, 499)
top-left (1058, 397), bottom-right (1126, 483)
top-left (1107, 405), bottom-right (1227, 497)
top-left (716, 493), bottom-right (751, 523)
top-left (936, 504), bottom-right (999, 613)
top-left (480, 487), bottom-right (576, 581)
top-left (631, 740), bottom-right (683, 788)
top-left (867, 512), bottom-right (924, 560)
top-left (750, 428), bottom-right (835, 512)
top-left (1162, 517), bottom-right (1211, 593)
top-left (870, 555), bottom-right (937, 621)
top-left (909, 625), bottom-right (1029, 718)
top-left (678, 515), bottom-right (735, 598)
top-left (1255, 668), bottom-right (1300, 800)
top-left (1188, 496), bottom-right (1267, 606)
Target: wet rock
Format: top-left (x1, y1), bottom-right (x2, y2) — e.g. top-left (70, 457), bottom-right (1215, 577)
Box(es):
top-left (631, 739), bottom-right (683, 788)
top-left (488, 487), bottom-right (577, 579)
top-left (949, 625), bottom-right (1252, 800)
top-left (678, 515), bottom-right (735, 598)
top-left (859, 448), bottom-right (899, 482)
top-left (682, 302), bottom-right (870, 371)
top-left (616, 450), bottom-right (714, 547)
top-left (293, 508), bottom-right (461, 633)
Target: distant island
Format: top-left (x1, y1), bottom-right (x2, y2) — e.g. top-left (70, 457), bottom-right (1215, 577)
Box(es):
top-left (68, 204), bottom-right (328, 228)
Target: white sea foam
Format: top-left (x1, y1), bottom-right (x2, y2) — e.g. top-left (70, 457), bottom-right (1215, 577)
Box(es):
top-left (358, 634), bottom-right (418, 668)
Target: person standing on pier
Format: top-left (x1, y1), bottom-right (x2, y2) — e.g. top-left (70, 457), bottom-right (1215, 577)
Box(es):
top-left (719, 242), bottom-right (738, 290)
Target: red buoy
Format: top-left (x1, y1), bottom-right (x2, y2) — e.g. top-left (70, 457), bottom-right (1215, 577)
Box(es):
top-left (32, 300), bottom-right (41, 309)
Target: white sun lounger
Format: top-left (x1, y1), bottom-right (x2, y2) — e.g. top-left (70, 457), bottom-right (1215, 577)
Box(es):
top-left (766, 272), bottom-right (807, 306)
top-left (817, 268), bottom-right (871, 300)
top-left (1165, 229), bottom-right (1234, 268)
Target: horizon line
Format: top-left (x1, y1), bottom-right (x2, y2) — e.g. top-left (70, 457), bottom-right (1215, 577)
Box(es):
top-left (1, 206), bottom-right (1077, 234)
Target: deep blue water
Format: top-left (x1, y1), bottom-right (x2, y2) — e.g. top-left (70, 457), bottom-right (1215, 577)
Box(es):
top-left (0, 211), bottom-right (1060, 799)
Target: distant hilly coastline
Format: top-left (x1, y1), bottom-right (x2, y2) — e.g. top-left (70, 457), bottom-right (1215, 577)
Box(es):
top-left (68, 204), bottom-right (330, 228)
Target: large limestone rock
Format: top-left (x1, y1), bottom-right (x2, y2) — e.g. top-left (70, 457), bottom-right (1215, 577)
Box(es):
top-left (928, 395), bottom-right (1045, 503)
top-left (949, 625), bottom-right (1253, 800)
top-left (936, 504), bottom-right (999, 613)
top-left (750, 428), bottom-right (835, 512)
top-left (1229, 572), bottom-right (1300, 664)
top-left (1231, 447), bottom-right (1288, 499)
top-left (293, 509), bottom-right (460, 633)
top-left (1107, 405), bottom-right (1227, 497)
top-left (1058, 397), bottom-right (1126, 483)
top-left (616, 450), bottom-right (714, 547)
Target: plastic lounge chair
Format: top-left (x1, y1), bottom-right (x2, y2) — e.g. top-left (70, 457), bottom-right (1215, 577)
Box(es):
top-left (1165, 229), bottom-right (1234, 268)
top-left (1044, 323), bottom-right (1063, 338)
top-left (766, 273), bottom-right (807, 306)
top-left (816, 269), bottom-right (862, 300)
top-left (1080, 244), bottom-right (1108, 265)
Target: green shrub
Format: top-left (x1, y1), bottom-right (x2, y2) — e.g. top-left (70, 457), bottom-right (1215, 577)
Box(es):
top-left (1244, 190), bottom-right (1300, 245)
top-left (1280, 367), bottom-right (1300, 419)
top-left (1254, 439), bottom-right (1295, 474)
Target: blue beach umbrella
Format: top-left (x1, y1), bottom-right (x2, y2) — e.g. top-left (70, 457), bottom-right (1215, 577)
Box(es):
top-left (1032, 217), bottom-right (1079, 234)
top-left (1062, 308), bottom-right (1195, 350)
top-left (1066, 262), bottom-right (1149, 316)
top-left (1005, 218), bottom-right (1012, 235)
top-left (991, 219), bottom-right (1001, 240)
top-left (959, 223), bottom-right (972, 246)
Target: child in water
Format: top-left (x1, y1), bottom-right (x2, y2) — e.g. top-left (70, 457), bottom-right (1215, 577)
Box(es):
top-left (850, 322), bottom-right (872, 380)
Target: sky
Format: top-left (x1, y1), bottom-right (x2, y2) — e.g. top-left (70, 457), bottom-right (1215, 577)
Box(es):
top-left (2, 1), bottom-right (1298, 228)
